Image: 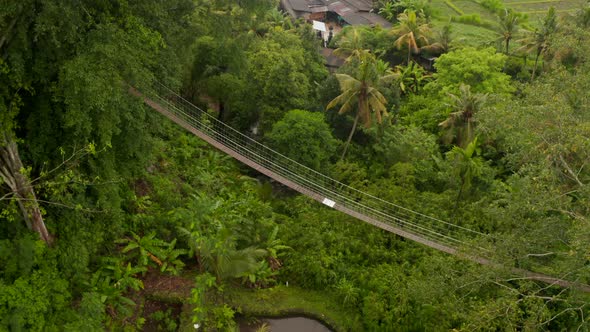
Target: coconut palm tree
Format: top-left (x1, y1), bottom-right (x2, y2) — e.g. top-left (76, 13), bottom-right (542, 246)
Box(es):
top-left (422, 23), bottom-right (453, 55)
top-left (446, 137), bottom-right (484, 215)
top-left (439, 84), bottom-right (488, 148)
top-left (327, 53), bottom-right (395, 159)
top-left (495, 9), bottom-right (520, 54)
top-left (390, 10), bottom-right (433, 63)
top-left (517, 7), bottom-right (557, 80)
top-left (333, 26), bottom-right (371, 62)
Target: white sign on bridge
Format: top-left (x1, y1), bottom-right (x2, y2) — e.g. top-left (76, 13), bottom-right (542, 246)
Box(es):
top-left (322, 198), bottom-right (336, 208)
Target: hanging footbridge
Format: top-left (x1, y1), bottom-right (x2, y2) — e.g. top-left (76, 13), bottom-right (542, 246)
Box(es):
top-left (131, 83), bottom-right (590, 292)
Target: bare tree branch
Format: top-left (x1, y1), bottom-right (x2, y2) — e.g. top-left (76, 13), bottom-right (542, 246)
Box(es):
top-left (0, 16), bottom-right (19, 51)
top-left (559, 154), bottom-right (585, 186)
top-left (7, 197), bottom-right (106, 214)
top-left (538, 304), bottom-right (587, 328)
top-left (524, 252), bottom-right (556, 258)
top-left (29, 145), bottom-right (108, 185)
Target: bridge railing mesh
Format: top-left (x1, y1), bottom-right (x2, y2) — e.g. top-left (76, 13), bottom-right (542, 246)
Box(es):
top-left (147, 82), bottom-right (491, 255)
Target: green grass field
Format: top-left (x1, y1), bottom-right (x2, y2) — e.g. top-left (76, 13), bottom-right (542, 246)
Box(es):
top-left (429, 0), bottom-right (585, 47)
top-left (507, 0), bottom-right (585, 20)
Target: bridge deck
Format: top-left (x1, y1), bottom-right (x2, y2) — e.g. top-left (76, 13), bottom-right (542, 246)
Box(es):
top-left (130, 86), bottom-right (590, 292)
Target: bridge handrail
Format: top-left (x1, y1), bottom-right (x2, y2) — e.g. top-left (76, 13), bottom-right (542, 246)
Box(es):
top-left (145, 82), bottom-right (491, 255)
top-left (134, 83), bottom-right (590, 292)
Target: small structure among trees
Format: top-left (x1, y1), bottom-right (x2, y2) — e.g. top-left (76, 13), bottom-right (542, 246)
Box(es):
top-left (280, 0), bottom-right (391, 28)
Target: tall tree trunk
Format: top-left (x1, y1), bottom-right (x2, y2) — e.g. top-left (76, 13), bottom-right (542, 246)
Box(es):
top-left (451, 177), bottom-right (466, 220)
top-left (217, 100), bottom-right (225, 121)
top-left (505, 38), bottom-right (510, 55)
top-left (0, 132), bottom-right (53, 245)
top-left (340, 112), bottom-right (360, 160)
top-left (463, 123), bottom-right (473, 149)
top-left (0, 16), bottom-right (19, 51)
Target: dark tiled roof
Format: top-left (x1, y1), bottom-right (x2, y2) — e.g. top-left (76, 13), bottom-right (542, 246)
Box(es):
top-left (342, 12), bottom-right (391, 28)
top-left (340, 0), bottom-right (372, 12)
top-left (286, 0), bottom-right (315, 12)
top-left (282, 0), bottom-right (391, 28)
top-left (284, 0), bottom-right (375, 15)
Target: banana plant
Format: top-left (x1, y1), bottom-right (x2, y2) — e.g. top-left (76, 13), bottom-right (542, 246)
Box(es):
top-left (116, 232), bottom-right (186, 275)
top-left (159, 238), bottom-right (187, 275)
top-left (241, 260), bottom-right (278, 288)
top-left (264, 225), bottom-right (291, 271)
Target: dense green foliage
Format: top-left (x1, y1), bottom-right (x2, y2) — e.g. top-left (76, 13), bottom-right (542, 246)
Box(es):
top-left (267, 109), bottom-right (339, 170)
top-left (2, 0), bottom-right (590, 331)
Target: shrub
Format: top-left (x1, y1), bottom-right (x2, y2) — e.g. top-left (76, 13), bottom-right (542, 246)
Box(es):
top-left (266, 109), bottom-right (339, 171)
top-left (478, 0), bottom-right (505, 14)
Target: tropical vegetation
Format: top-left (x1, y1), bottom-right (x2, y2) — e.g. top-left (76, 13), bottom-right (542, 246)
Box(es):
top-left (2, 0), bottom-right (590, 331)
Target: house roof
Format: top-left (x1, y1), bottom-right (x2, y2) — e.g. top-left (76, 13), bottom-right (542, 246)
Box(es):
top-left (339, 0), bottom-right (372, 12)
top-left (327, 1), bottom-right (355, 16)
top-left (281, 0), bottom-right (391, 28)
top-left (342, 11), bottom-right (392, 28)
top-left (285, 0), bottom-right (317, 12)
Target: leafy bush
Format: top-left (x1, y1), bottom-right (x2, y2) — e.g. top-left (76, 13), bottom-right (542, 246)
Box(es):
top-left (452, 14), bottom-right (482, 25)
top-left (0, 237), bottom-right (100, 331)
top-left (478, 0), bottom-right (505, 14)
top-left (334, 278), bottom-right (361, 308)
top-left (451, 14), bottom-right (496, 29)
top-left (150, 308), bottom-right (178, 332)
top-left (84, 257), bottom-right (145, 319)
top-left (266, 109), bottom-right (339, 171)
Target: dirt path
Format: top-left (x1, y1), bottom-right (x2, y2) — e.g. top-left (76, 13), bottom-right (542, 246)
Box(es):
top-left (142, 270), bottom-right (194, 300)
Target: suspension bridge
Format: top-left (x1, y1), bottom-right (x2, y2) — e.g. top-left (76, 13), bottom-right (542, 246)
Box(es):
top-left (131, 83), bottom-right (590, 292)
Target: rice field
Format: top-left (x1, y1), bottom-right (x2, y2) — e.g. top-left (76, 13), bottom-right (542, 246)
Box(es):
top-left (431, 0), bottom-right (585, 22)
top-left (506, 0), bottom-right (585, 20)
top-left (429, 0), bottom-right (586, 46)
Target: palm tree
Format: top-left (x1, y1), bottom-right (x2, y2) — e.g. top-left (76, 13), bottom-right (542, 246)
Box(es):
top-left (378, 1), bottom-right (398, 22)
top-left (327, 54), bottom-right (395, 159)
top-left (517, 7), bottom-right (557, 80)
top-left (421, 23), bottom-right (453, 55)
top-left (446, 137), bottom-right (484, 215)
top-left (390, 10), bottom-right (433, 63)
top-left (496, 9), bottom-right (520, 54)
top-left (439, 84), bottom-right (488, 148)
top-left (438, 23), bottom-right (453, 53)
top-left (264, 8), bottom-right (293, 31)
top-left (333, 26), bottom-right (371, 62)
